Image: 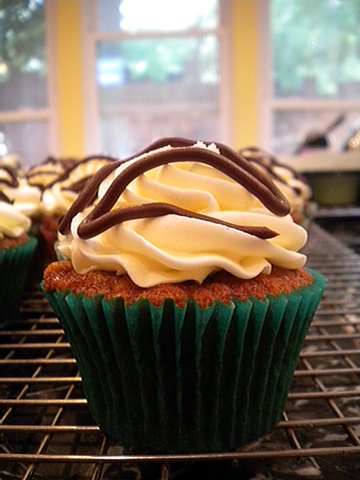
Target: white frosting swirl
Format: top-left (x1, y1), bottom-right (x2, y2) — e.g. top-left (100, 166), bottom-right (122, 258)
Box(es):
top-left (0, 201), bottom-right (31, 239)
top-left (42, 158), bottom-right (113, 217)
top-left (271, 165), bottom-right (312, 215)
top-left (58, 143), bottom-right (308, 287)
top-left (3, 178), bottom-right (42, 218)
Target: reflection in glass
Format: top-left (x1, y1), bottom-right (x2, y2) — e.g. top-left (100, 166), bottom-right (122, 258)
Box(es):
top-left (272, 110), bottom-right (360, 155)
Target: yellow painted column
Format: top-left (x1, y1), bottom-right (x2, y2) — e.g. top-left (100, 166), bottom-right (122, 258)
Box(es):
top-left (230, 0), bottom-right (259, 150)
top-left (54, 0), bottom-right (84, 156)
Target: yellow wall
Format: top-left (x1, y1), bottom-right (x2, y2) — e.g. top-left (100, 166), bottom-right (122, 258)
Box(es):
top-left (54, 0), bottom-right (84, 157)
top-left (230, 0), bottom-right (259, 149)
top-left (54, 0), bottom-right (258, 155)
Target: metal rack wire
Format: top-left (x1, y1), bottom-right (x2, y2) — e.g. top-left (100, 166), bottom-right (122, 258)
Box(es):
top-left (0, 223), bottom-right (359, 479)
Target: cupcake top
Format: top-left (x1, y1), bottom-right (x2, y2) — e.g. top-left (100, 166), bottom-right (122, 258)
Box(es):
top-left (26, 156), bottom-right (77, 189)
top-left (239, 147), bottom-right (312, 218)
top-left (1, 165), bottom-right (42, 219)
top-left (0, 189), bottom-right (31, 240)
top-left (58, 137), bottom-right (308, 287)
top-left (26, 154), bottom-right (117, 217)
top-left (0, 166), bottom-right (38, 236)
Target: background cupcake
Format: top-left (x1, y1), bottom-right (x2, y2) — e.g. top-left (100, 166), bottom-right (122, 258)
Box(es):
top-left (0, 175), bottom-right (37, 328)
top-left (42, 137), bottom-right (326, 453)
top-left (26, 154), bottom-right (117, 265)
top-left (239, 146), bottom-right (316, 229)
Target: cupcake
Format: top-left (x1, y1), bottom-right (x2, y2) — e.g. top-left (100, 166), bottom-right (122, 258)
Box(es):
top-left (239, 147), bottom-right (316, 229)
top-left (26, 154), bottom-right (117, 264)
top-left (42, 137), bottom-right (326, 453)
top-left (0, 170), bottom-right (37, 328)
top-left (1, 166), bottom-right (42, 220)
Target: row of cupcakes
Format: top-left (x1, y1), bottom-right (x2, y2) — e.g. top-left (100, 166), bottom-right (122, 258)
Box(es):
top-left (0, 141), bottom-right (315, 329)
top-left (0, 154), bottom-right (117, 327)
top-left (1, 137), bottom-right (326, 454)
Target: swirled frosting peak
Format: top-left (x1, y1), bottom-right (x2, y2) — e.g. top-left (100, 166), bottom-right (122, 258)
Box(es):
top-left (0, 196), bottom-right (31, 239)
top-left (0, 166), bottom-right (35, 237)
top-left (26, 154), bottom-right (118, 217)
top-left (239, 147), bottom-right (312, 218)
top-left (58, 137), bottom-right (308, 287)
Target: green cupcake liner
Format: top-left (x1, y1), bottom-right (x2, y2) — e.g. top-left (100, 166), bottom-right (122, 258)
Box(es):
top-left (41, 268), bottom-right (326, 453)
top-left (0, 236), bottom-right (38, 329)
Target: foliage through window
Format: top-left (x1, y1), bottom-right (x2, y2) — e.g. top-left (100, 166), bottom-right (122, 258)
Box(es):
top-left (263, 0), bottom-right (360, 155)
top-left (0, 0), bottom-right (52, 167)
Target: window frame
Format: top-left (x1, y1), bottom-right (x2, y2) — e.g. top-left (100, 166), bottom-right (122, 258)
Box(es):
top-left (81, 0), bottom-right (234, 155)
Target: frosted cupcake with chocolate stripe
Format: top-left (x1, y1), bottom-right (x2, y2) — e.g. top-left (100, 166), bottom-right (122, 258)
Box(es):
top-left (42, 137), bottom-right (326, 453)
top-left (0, 168), bottom-right (37, 327)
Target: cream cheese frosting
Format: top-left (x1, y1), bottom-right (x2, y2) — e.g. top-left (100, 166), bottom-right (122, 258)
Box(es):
top-left (58, 138), bottom-right (308, 287)
top-left (41, 157), bottom-right (114, 217)
top-left (26, 155), bottom-right (117, 218)
top-left (3, 177), bottom-right (42, 218)
top-left (0, 166), bottom-right (40, 229)
top-left (0, 200), bottom-right (31, 239)
top-left (271, 163), bottom-right (312, 214)
top-left (239, 147), bottom-right (312, 216)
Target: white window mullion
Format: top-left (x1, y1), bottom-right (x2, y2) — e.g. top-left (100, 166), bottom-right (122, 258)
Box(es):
top-left (81, 0), bottom-right (101, 154)
top-left (45, 0), bottom-right (60, 156)
top-left (258, 0), bottom-right (272, 151)
top-left (218, 2), bottom-right (233, 145)
top-left (270, 100), bottom-right (360, 110)
top-left (0, 109), bottom-right (51, 122)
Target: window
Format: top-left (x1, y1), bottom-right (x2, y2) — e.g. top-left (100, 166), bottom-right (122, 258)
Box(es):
top-left (83, 0), bottom-right (231, 158)
top-left (0, 0), bottom-right (58, 167)
top-left (260, 0), bottom-right (360, 156)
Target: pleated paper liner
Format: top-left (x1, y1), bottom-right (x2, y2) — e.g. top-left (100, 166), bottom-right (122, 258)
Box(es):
top-left (42, 268), bottom-right (326, 453)
top-left (0, 236), bottom-right (38, 329)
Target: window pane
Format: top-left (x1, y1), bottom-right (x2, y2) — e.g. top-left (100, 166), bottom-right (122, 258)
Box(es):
top-left (100, 110), bottom-right (220, 158)
top-left (97, 0), bottom-right (218, 33)
top-left (97, 36), bottom-right (219, 86)
top-left (1, 121), bottom-right (50, 167)
top-left (97, 36), bottom-right (220, 156)
top-left (0, 0), bottom-right (47, 111)
top-left (271, 0), bottom-right (360, 100)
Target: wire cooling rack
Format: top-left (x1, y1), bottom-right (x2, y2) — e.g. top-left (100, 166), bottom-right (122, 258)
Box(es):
top-left (0, 223), bottom-right (359, 479)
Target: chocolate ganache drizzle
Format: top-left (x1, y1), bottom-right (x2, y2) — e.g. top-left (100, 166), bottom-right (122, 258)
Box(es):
top-left (59, 138), bottom-right (290, 241)
top-left (27, 154), bottom-right (118, 193)
top-left (0, 191), bottom-right (10, 203)
top-left (0, 166), bottom-right (19, 189)
top-left (239, 147), bottom-right (307, 195)
top-left (0, 166), bottom-right (19, 203)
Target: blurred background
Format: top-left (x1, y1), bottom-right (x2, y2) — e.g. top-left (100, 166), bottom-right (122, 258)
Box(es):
top-left (0, 0), bottom-right (359, 167)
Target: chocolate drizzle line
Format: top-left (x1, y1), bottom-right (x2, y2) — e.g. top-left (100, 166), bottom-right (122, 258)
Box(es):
top-left (239, 147), bottom-right (306, 185)
top-left (59, 161), bottom-right (120, 234)
top-left (77, 203), bottom-right (277, 240)
top-left (126, 137), bottom-right (292, 209)
top-left (0, 166), bottom-right (19, 188)
top-left (59, 139), bottom-right (290, 239)
top-left (26, 154), bottom-right (118, 192)
top-left (0, 191), bottom-right (10, 203)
